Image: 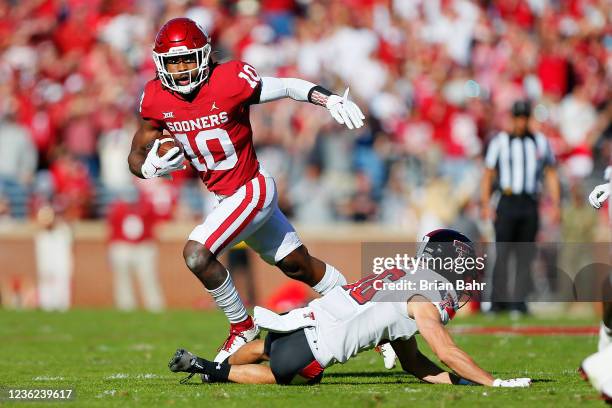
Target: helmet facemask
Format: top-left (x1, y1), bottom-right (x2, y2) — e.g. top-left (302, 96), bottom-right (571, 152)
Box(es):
top-left (153, 44), bottom-right (211, 94)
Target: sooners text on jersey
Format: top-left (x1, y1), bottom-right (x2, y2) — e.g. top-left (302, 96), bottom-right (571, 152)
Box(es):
top-left (140, 60), bottom-right (262, 195)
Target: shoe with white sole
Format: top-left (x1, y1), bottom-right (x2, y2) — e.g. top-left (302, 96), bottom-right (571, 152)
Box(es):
top-left (375, 343), bottom-right (397, 370)
top-left (214, 315), bottom-right (260, 363)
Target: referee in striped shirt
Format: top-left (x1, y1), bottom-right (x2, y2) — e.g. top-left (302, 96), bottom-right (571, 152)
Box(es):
top-left (481, 100), bottom-right (560, 314)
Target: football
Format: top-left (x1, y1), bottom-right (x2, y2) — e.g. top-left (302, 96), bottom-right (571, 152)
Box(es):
top-left (148, 136), bottom-right (183, 158)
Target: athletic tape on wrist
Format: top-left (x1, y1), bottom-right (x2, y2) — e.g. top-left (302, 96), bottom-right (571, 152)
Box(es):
top-left (308, 85), bottom-right (333, 106)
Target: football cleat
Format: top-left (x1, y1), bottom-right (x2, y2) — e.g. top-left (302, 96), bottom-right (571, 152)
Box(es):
top-left (168, 348), bottom-right (201, 384)
top-left (214, 316), bottom-right (260, 363)
top-left (375, 343), bottom-right (397, 370)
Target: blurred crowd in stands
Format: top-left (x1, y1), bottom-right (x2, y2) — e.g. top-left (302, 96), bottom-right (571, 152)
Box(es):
top-left (0, 0), bottom-right (610, 241)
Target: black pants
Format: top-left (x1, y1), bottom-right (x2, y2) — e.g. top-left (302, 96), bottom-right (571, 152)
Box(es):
top-left (264, 329), bottom-right (324, 385)
top-left (492, 195), bottom-right (539, 310)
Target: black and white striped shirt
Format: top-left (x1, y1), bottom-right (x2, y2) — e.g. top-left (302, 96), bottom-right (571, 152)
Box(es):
top-left (484, 132), bottom-right (555, 195)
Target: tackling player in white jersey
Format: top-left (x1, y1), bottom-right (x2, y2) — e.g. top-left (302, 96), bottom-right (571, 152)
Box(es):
top-left (168, 229), bottom-right (531, 388)
top-left (582, 165), bottom-right (612, 402)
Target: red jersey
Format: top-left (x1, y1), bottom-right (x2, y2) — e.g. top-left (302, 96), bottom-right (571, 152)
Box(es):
top-left (139, 60), bottom-right (262, 195)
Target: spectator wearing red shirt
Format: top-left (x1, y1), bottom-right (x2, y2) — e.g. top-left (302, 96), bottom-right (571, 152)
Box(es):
top-left (537, 41), bottom-right (569, 100)
top-left (53, 5), bottom-right (98, 55)
top-left (49, 150), bottom-right (92, 220)
top-left (106, 194), bottom-right (164, 311)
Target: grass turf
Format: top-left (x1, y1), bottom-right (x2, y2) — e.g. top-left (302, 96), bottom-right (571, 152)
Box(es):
top-left (0, 310), bottom-right (605, 407)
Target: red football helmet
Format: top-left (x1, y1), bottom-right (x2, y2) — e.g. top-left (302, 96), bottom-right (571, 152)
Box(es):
top-left (152, 18), bottom-right (212, 94)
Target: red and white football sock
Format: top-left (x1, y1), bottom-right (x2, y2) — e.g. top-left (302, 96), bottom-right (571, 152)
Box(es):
top-left (207, 272), bottom-right (248, 323)
top-left (312, 264), bottom-right (347, 295)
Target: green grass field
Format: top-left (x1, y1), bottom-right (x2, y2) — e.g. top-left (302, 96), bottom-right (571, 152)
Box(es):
top-left (0, 310), bottom-right (606, 407)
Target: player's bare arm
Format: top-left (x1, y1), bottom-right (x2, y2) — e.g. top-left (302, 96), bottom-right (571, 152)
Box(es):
top-left (391, 337), bottom-right (459, 385)
top-left (257, 76), bottom-right (365, 130)
top-left (409, 297), bottom-right (494, 386)
top-left (409, 298), bottom-right (530, 387)
top-left (544, 166), bottom-right (561, 221)
top-left (127, 118), bottom-right (162, 178)
top-left (480, 167), bottom-right (496, 221)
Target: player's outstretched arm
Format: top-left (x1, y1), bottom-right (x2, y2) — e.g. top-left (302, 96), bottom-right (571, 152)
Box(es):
top-left (410, 298), bottom-right (530, 387)
top-left (257, 76), bottom-right (365, 129)
top-left (410, 300), bottom-right (493, 385)
top-left (128, 119), bottom-right (184, 179)
top-left (391, 337), bottom-right (462, 385)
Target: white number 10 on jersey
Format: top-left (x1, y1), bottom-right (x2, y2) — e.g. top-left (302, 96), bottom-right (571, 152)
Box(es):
top-left (238, 64), bottom-right (260, 89)
top-left (175, 129), bottom-right (237, 172)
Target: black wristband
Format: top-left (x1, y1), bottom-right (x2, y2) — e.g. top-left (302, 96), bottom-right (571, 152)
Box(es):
top-left (308, 85), bottom-right (333, 106)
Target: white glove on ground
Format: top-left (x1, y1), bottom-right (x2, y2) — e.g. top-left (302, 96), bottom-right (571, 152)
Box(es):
top-left (141, 138), bottom-right (185, 179)
top-left (326, 88), bottom-right (365, 130)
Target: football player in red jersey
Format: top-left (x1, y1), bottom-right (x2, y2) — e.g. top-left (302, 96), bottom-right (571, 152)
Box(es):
top-left (128, 18), bottom-right (366, 364)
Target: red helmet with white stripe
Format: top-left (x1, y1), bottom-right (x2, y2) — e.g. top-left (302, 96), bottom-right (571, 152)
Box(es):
top-left (152, 18), bottom-right (212, 94)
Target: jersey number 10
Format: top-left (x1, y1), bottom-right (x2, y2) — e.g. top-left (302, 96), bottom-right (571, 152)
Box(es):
top-left (172, 65), bottom-right (260, 172)
top-left (175, 129), bottom-right (237, 172)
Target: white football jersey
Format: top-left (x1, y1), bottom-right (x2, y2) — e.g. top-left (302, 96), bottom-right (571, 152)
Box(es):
top-left (303, 268), bottom-right (457, 367)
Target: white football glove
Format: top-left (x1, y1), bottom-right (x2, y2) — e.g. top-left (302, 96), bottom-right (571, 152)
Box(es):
top-left (588, 183), bottom-right (610, 209)
top-left (141, 138), bottom-right (185, 179)
top-left (492, 378), bottom-right (532, 388)
top-left (326, 88), bottom-right (365, 130)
